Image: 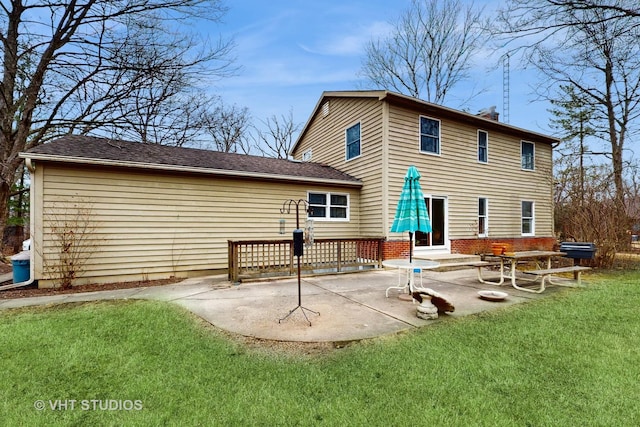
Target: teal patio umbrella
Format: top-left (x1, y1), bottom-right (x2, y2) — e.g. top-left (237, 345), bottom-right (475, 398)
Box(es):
top-left (390, 166), bottom-right (432, 262)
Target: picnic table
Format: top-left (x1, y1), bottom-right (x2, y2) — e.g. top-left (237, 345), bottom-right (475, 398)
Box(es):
top-left (477, 250), bottom-right (589, 293)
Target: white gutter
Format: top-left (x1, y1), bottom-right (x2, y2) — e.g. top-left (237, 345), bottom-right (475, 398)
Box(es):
top-left (0, 159), bottom-right (36, 291)
top-left (19, 153), bottom-right (363, 188)
top-left (0, 253), bottom-right (34, 291)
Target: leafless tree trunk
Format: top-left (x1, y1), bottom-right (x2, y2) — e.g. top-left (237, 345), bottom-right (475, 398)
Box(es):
top-left (359, 0), bottom-right (488, 104)
top-left (0, 0), bottom-right (234, 249)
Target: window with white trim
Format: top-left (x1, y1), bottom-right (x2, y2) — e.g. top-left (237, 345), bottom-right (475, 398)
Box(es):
top-left (521, 201), bottom-right (534, 235)
top-left (308, 192), bottom-right (349, 220)
top-left (521, 141), bottom-right (535, 170)
top-left (478, 198), bottom-right (488, 237)
top-left (345, 122), bottom-right (361, 160)
top-left (420, 116), bottom-right (440, 154)
top-left (478, 130), bottom-right (488, 163)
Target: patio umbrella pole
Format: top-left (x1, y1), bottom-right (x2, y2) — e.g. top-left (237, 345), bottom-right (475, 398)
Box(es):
top-left (278, 199), bottom-right (320, 326)
top-left (407, 231), bottom-right (414, 293)
top-left (409, 231), bottom-right (413, 263)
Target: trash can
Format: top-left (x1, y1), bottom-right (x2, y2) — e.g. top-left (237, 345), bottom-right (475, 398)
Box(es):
top-left (11, 250), bottom-right (30, 283)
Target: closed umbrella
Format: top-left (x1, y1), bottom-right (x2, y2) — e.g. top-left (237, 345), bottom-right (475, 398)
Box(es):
top-left (391, 166), bottom-right (431, 262)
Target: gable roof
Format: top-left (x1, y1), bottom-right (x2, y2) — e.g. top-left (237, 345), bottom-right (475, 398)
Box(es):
top-left (20, 135), bottom-right (362, 187)
top-left (291, 90), bottom-right (560, 154)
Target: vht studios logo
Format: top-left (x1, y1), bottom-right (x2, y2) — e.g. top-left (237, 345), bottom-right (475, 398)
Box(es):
top-left (34, 399), bottom-right (143, 411)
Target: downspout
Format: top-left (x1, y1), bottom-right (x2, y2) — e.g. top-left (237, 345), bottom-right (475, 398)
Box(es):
top-left (0, 158), bottom-right (36, 291)
top-left (381, 100), bottom-right (390, 239)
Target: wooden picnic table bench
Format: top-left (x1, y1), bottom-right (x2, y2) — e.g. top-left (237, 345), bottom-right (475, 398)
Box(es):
top-left (524, 265), bottom-right (591, 290)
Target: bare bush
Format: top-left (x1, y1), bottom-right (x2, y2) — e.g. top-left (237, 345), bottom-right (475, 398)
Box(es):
top-left (43, 201), bottom-right (102, 289)
top-left (555, 165), bottom-right (633, 268)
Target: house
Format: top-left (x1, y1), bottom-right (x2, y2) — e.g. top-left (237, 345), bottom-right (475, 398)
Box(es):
top-left (290, 90), bottom-right (559, 258)
top-left (20, 90), bottom-right (559, 288)
top-left (20, 135), bottom-right (363, 287)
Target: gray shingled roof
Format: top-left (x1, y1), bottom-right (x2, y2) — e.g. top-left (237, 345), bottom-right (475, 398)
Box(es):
top-left (22, 135), bottom-right (361, 186)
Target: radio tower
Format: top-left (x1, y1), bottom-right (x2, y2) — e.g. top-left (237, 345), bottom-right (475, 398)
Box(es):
top-left (503, 53), bottom-right (510, 124)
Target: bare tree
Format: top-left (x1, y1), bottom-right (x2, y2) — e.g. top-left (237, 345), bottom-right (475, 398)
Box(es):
top-left (253, 110), bottom-right (300, 159)
top-left (0, 0), bottom-right (234, 248)
top-left (359, 0), bottom-right (488, 104)
top-left (497, 1), bottom-right (640, 41)
top-left (89, 16), bottom-right (229, 147)
top-left (496, 1), bottom-right (640, 209)
top-left (111, 91), bottom-right (214, 147)
top-left (202, 101), bottom-right (252, 153)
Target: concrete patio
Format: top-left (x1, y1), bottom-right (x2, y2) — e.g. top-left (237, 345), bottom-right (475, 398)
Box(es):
top-left (0, 267), bottom-right (572, 343)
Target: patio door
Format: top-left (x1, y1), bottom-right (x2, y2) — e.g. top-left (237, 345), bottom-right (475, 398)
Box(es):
top-left (415, 196), bottom-right (448, 251)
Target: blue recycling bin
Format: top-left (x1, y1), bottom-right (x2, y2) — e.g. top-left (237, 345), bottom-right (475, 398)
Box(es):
top-left (11, 251), bottom-right (30, 283)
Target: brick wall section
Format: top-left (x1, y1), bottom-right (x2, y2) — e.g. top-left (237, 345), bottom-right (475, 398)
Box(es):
top-left (382, 237), bottom-right (557, 260)
top-left (382, 240), bottom-right (410, 259)
top-left (451, 237), bottom-right (557, 255)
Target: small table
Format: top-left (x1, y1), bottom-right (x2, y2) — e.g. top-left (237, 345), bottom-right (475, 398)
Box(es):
top-left (477, 251), bottom-right (566, 293)
top-left (383, 259), bottom-right (440, 297)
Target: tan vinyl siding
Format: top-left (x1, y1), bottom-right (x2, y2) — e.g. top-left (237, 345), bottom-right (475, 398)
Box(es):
top-left (35, 164), bottom-right (360, 286)
top-left (386, 104), bottom-right (554, 240)
top-left (294, 97), bottom-right (385, 236)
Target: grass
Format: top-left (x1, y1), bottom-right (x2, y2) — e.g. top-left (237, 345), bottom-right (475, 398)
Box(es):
top-left (2, 271), bottom-right (640, 425)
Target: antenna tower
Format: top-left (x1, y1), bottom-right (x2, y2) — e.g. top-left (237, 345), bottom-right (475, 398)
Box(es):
top-left (503, 53), bottom-right (510, 124)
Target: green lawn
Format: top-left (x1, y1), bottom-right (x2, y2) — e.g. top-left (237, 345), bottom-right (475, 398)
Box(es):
top-left (2, 271), bottom-right (639, 425)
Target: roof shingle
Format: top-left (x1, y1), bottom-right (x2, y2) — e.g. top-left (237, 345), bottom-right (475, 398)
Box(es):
top-left (23, 135), bottom-right (361, 186)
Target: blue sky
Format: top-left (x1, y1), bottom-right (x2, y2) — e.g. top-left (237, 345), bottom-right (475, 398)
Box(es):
top-left (214, 0), bottom-right (552, 138)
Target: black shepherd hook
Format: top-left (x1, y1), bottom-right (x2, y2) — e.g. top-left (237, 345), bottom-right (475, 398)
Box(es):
top-left (278, 199), bottom-right (319, 326)
top-left (280, 199), bottom-right (308, 229)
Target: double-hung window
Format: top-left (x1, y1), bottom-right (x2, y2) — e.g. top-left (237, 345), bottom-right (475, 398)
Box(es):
top-left (521, 141), bottom-right (535, 170)
top-left (345, 122), bottom-right (361, 160)
top-left (478, 198), bottom-right (488, 237)
top-left (308, 192), bottom-right (349, 221)
top-left (521, 201), bottom-right (534, 235)
top-left (478, 130), bottom-right (488, 163)
top-left (420, 116), bottom-right (440, 155)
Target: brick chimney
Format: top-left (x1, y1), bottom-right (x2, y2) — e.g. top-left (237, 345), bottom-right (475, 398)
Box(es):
top-left (478, 106), bottom-right (499, 121)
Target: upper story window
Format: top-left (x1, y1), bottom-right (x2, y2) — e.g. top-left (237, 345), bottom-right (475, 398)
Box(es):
top-left (478, 198), bottom-right (488, 237)
top-left (308, 192), bottom-right (349, 221)
top-left (478, 130), bottom-right (488, 163)
top-left (420, 116), bottom-right (440, 155)
top-left (302, 149), bottom-right (312, 162)
top-left (521, 201), bottom-right (535, 235)
top-left (345, 122), bottom-right (361, 160)
top-left (521, 141), bottom-right (535, 170)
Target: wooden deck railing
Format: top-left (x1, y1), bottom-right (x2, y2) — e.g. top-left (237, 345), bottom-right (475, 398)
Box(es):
top-left (228, 237), bottom-right (384, 282)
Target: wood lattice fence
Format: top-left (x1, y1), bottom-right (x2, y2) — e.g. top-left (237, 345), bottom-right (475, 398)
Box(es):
top-left (228, 238), bottom-right (384, 282)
